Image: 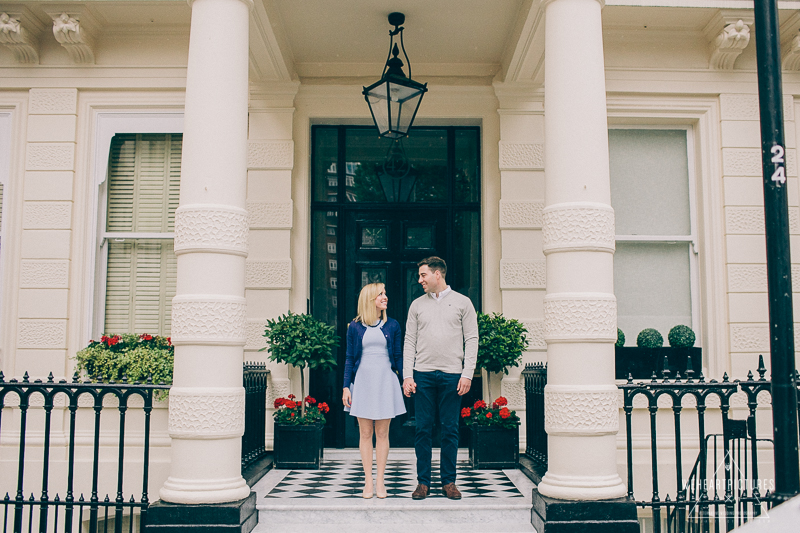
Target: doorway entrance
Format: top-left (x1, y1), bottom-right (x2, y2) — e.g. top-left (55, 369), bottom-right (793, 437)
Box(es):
top-left (309, 125), bottom-right (482, 448)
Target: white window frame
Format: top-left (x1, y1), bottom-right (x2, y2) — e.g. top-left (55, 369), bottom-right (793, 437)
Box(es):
top-left (0, 112), bottom-right (11, 344)
top-left (88, 113), bottom-right (184, 340)
top-left (610, 124), bottom-right (702, 341)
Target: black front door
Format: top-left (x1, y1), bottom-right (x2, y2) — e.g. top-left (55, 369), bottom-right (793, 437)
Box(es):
top-left (342, 208), bottom-right (448, 447)
top-left (309, 125), bottom-right (483, 449)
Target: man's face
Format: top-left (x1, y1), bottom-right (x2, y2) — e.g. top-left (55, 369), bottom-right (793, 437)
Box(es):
top-left (418, 265), bottom-right (441, 294)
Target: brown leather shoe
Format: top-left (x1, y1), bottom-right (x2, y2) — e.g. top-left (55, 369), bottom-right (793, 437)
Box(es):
top-left (411, 484), bottom-right (429, 500)
top-left (442, 483), bottom-right (461, 500)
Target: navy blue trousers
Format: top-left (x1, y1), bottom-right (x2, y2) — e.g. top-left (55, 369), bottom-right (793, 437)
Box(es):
top-left (413, 370), bottom-right (461, 486)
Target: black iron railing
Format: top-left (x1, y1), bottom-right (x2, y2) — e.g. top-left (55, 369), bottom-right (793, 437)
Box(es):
top-left (522, 363), bottom-right (547, 468)
top-left (620, 354), bottom-right (800, 533)
top-left (0, 372), bottom-right (169, 533)
top-left (241, 362), bottom-right (269, 471)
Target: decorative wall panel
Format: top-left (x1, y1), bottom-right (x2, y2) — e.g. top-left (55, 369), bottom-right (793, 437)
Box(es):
top-left (499, 200), bottom-right (543, 229)
top-left (500, 260), bottom-right (545, 289)
top-left (730, 324), bottom-right (769, 352)
top-left (245, 260), bottom-right (292, 289)
top-left (247, 202), bottom-right (292, 229)
top-left (19, 260), bottom-right (70, 288)
top-left (247, 141), bottom-right (294, 170)
top-left (722, 148), bottom-right (761, 177)
top-left (17, 319), bottom-right (67, 348)
top-left (26, 144), bottom-right (74, 171)
top-left (28, 88), bottom-right (77, 114)
top-left (498, 142), bottom-right (544, 170)
top-left (23, 202), bottom-right (71, 229)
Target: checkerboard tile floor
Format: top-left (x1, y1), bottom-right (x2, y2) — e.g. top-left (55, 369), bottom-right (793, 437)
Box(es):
top-left (263, 460), bottom-right (524, 499)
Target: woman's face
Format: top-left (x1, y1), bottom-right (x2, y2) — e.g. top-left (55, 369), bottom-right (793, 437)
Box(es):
top-left (374, 289), bottom-right (388, 311)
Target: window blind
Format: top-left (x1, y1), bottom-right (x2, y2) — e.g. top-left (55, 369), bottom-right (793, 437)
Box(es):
top-left (104, 134), bottom-right (181, 336)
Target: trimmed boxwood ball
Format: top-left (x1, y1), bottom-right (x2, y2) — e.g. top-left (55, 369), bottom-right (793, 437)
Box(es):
top-left (616, 328), bottom-right (625, 347)
top-left (637, 328), bottom-right (664, 348)
top-left (668, 324), bottom-right (696, 348)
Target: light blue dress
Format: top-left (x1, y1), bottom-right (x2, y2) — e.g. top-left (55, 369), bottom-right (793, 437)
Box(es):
top-left (345, 322), bottom-right (407, 420)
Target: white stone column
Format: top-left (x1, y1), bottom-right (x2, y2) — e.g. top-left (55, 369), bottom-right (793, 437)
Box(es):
top-left (159, 0), bottom-right (252, 505)
top-left (537, 0), bottom-right (627, 501)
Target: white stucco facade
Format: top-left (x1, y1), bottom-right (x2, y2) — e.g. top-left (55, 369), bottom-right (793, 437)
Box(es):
top-left (1, 0), bottom-right (799, 506)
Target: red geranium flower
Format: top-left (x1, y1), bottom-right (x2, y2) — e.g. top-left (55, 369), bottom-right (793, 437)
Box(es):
top-left (305, 396), bottom-right (316, 405)
top-left (285, 400), bottom-right (297, 409)
top-left (274, 398), bottom-right (286, 409)
top-left (495, 397), bottom-right (508, 407)
top-left (290, 412), bottom-right (295, 417)
top-left (287, 394), bottom-right (296, 399)
top-left (474, 400), bottom-right (487, 410)
top-left (499, 407), bottom-right (511, 419)
top-left (166, 337), bottom-right (172, 346)
top-left (460, 407), bottom-right (471, 418)
top-left (318, 402), bottom-right (330, 414)
top-left (107, 335), bottom-right (121, 346)
top-left (485, 412), bottom-right (493, 419)
top-left (140, 334), bottom-right (153, 341)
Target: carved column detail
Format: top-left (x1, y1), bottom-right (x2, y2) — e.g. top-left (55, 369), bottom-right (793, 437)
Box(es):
top-left (0, 13), bottom-right (39, 64)
top-left (543, 294), bottom-right (617, 343)
top-left (545, 386), bottom-right (619, 436)
top-left (542, 202), bottom-right (615, 254)
top-left (174, 205), bottom-right (248, 256)
top-left (168, 388), bottom-right (245, 439)
top-left (48, 12), bottom-right (95, 64)
top-left (170, 297), bottom-right (247, 345)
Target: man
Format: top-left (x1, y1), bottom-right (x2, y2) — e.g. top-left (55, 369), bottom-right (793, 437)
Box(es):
top-left (403, 256), bottom-right (479, 500)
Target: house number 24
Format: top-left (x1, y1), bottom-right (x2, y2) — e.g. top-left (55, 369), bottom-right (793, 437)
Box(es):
top-left (771, 144), bottom-right (786, 185)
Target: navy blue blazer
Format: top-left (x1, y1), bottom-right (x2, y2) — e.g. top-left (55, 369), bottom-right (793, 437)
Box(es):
top-left (342, 318), bottom-right (403, 389)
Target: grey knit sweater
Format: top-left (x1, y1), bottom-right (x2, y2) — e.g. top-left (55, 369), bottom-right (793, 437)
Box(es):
top-left (402, 290), bottom-right (479, 380)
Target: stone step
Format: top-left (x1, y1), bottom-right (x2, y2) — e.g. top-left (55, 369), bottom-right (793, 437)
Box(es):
top-left (251, 450), bottom-right (536, 533)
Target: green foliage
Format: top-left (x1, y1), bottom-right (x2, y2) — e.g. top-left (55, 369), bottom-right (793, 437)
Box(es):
top-left (476, 313), bottom-right (529, 375)
top-left (460, 397), bottom-right (520, 429)
top-left (637, 328), bottom-right (664, 348)
top-left (668, 325), bottom-right (696, 348)
top-left (616, 328), bottom-right (626, 347)
top-left (260, 312), bottom-right (339, 371)
top-left (75, 334), bottom-right (173, 394)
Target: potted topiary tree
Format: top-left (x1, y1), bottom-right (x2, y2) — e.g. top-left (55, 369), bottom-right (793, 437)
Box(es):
top-left (261, 312), bottom-right (339, 468)
top-left (615, 326), bottom-right (701, 379)
top-left (471, 313), bottom-right (528, 468)
top-left (476, 312), bottom-right (529, 400)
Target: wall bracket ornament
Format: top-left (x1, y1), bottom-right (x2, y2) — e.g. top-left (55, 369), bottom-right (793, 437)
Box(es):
top-left (48, 12), bottom-right (95, 64)
top-left (0, 12), bottom-right (39, 64)
top-left (704, 10), bottom-right (753, 70)
top-left (783, 31), bottom-right (800, 71)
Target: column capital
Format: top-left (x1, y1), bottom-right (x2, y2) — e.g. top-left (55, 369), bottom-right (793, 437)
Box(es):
top-left (187, 0), bottom-right (255, 9)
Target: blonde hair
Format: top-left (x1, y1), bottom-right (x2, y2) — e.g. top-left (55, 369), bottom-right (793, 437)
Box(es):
top-left (355, 282), bottom-right (388, 326)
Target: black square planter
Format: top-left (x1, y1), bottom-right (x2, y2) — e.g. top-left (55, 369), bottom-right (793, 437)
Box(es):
top-left (615, 346), bottom-right (702, 380)
top-left (469, 425), bottom-right (519, 469)
top-left (274, 423), bottom-right (324, 469)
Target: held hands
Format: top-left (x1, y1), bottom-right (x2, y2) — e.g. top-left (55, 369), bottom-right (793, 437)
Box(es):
top-left (342, 387), bottom-right (352, 408)
top-left (457, 377), bottom-right (471, 396)
top-left (403, 378), bottom-right (416, 397)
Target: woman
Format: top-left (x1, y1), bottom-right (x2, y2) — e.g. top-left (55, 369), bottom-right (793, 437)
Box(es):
top-left (342, 282), bottom-right (406, 499)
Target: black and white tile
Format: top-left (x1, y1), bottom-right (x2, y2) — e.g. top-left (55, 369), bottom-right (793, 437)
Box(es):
top-left (264, 460), bottom-right (523, 499)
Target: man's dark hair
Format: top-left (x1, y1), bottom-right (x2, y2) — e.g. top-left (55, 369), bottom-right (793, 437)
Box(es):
top-left (418, 256), bottom-right (447, 277)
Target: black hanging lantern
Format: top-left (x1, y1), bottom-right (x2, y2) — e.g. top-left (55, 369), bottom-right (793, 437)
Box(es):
top-left (363, 12), bottom-right (427, 139)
